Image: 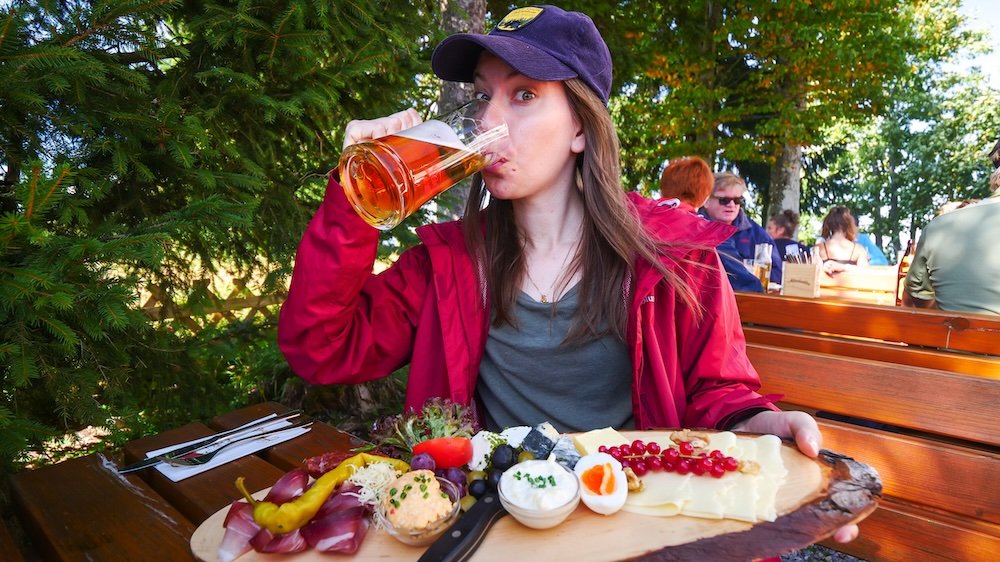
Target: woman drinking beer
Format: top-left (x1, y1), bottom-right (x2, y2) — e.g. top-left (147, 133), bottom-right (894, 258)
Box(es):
top-left (278, 5), bottom-right (855, 543)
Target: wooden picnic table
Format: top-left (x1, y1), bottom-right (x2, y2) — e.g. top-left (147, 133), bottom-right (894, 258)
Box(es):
top-left (8, 401), bottom-right (360, 562)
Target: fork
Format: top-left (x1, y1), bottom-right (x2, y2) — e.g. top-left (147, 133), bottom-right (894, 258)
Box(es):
top-left (161, 418), bottom-right (313, 467)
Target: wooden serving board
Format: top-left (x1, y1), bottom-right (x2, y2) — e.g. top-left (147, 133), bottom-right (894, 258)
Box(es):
top-left (191, 431), bottom-right (881, 562)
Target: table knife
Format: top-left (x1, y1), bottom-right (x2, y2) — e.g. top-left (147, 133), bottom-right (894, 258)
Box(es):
top-left (418, 491), bottom-right (508, 562)
top-left (117, 410), bottom-right (302, 474)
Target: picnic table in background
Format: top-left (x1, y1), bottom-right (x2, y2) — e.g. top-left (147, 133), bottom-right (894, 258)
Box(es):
top-left (7, 402), bottom-right (360, 562)
top-left (818, 265), bottom-right (899, 305)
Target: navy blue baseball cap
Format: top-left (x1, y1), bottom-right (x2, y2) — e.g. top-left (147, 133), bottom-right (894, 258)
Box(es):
top-left (431, 5), bottom-right (613, 105)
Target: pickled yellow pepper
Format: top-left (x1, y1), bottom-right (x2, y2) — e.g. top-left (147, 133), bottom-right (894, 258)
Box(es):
top-left (235, 452), bottom-right (409, 534)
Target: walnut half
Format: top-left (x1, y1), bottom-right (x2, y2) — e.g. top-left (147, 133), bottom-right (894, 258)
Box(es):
top-left (623, 466), bottom-right (645, 492)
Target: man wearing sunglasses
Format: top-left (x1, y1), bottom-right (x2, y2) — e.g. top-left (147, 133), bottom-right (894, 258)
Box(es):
top-left (700, 172), bottom-right (782, 292)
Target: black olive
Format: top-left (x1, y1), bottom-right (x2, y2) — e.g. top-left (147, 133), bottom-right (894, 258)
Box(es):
top-left (467, 478), bottom-right (489, 498)
top-left (486, 467), bottom-right (504, 490)
top-left (491, 444), bottom-right (516, 471)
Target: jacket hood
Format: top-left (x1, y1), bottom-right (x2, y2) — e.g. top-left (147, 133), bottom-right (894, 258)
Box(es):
top-left (631, 193), bottom-right (735, 249)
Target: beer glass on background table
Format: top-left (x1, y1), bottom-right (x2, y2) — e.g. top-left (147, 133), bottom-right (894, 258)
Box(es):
top-left (753, 243), bottom-right (773, 291)
top-left (339, 100), bottom-right (508, 230)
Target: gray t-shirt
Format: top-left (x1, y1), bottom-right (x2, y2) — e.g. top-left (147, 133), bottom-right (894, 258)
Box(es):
top-left (905, 197), bottom-right (1000, 315)
top-left (476, 284), bottom-right (634, 433)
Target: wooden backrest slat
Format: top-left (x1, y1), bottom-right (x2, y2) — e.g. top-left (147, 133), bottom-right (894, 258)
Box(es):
top-left (11, 454), bottom-right (197, 562)
top-left (736, 292), bottom-right (1000, 355)
top-left (748, 344), bottom-right (1000, 446)
top-left (744, 327), bottom-right (1000, 379)
top-left (832, 497), bottom-right (1000, 562)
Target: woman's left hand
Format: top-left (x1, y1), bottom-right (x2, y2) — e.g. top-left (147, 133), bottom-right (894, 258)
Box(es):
top-left (732, 410), bottom-right (860, 544)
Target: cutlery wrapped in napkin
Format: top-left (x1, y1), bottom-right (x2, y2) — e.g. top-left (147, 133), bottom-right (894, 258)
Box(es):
top-left (146, 414), bottom-right (312, 482)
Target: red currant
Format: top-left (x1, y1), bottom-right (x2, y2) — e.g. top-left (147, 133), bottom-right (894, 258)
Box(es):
top-left (631, 460), bottom-right (648, 476)
top-left (678, 441), bottom-right (694, 456)
top-left (675, 459), bottom-right (692, 475)
top-left (645, 442), bottom-right (661, 455)
top-left (647, 456), bottom-right (663, 471)
top-left (598, 445), bottom-right (608, 453)
top-left (662, 459), bottom-right (676, 472)
top-left (710, 464), bottom-right (727, 478)
top-left (630, 440), bottom-right (646, 455)
top-left (663, 448), bottom-right (680, 461)
top-left (724, 456), bottom-right (740, 471)
top-left (620, 458), bottom-right (632, 469)
top-left (709, 449), bottom-right (725, 460)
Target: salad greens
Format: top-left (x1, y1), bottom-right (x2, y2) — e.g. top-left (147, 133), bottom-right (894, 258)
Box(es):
top-left (369, 397), bottom-right (478, 455)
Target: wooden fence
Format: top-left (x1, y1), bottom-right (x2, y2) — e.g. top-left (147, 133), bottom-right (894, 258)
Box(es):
top-left (140, 277), bottom-right (285, 332)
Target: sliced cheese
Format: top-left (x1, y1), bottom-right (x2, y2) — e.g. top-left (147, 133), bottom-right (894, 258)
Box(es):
top-left (625, 472), bottom-right (693, 507)
top-left (620, 502), bottom-right (684, 517)
top-left (623, 433), bottom-right (788, 524)
top-left (679, 473), bottom-right (738, 519)
top-left (572, 427), bottom-right (630, 456)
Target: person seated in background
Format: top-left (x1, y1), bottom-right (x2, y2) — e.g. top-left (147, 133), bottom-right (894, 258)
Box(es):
top-left (855, 233), bottom-right (888, 265)
top-left (814, 206), bottom-right (869, 276)
top-left (766, 209), bottom-right (810, 260)
top-left (903, 165), bottom-right (1000, 315)
top-left (699, 172), bottom-right (781, 289)
top-left (661, 158), bottom-right (763, 292)
top-left (658, 156), bottom-right (713, 211)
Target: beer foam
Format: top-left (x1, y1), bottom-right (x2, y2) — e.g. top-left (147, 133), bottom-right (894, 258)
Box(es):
top-left (395, 120), bottom-right (467, 151)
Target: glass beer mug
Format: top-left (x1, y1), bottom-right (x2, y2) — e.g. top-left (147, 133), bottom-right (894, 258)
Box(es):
top-left (339, 100), bottom-right (508, 230)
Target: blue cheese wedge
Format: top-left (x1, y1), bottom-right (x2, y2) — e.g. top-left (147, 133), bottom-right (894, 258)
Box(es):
top-left (520, 422), bottom-right (560, 461)
top-left (551, 435), bottom-right (581, 470)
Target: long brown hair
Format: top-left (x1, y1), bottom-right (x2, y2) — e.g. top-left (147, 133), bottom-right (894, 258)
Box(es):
top-left (462, 78), bottom-right (696, 344)
top-left (821, 206), bottom-right (858, 241)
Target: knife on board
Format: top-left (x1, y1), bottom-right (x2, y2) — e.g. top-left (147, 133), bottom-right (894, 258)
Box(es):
top-left (418, 491), bottom-right (508, 562)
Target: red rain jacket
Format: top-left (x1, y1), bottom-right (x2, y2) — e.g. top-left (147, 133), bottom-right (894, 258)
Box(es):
top-left (278, 177), bottom-right (777, 430)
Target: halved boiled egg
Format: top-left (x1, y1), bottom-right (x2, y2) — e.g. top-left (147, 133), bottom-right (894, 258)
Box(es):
top-left (573, 452), bottom-right (628, 515)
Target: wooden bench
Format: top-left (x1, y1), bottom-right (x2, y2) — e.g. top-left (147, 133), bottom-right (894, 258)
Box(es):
top-left (0, 519), bottom-right (27, 562)
top-left (736, 292), bottom-right (1000, 561)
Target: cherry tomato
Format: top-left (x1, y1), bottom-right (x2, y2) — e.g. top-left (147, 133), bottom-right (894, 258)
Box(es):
top-left (412, 437), bottom-right (473, 469)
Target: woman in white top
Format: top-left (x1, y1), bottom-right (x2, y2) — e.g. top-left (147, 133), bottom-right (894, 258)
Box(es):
top-left (814, 206), bottom-right (869, 276)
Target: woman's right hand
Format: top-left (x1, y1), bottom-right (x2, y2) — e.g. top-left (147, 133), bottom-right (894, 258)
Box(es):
top-left (342, 108), bottom-right (422, 150)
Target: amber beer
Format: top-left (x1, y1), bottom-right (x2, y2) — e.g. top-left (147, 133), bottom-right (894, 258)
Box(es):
top-left (754, 261), bottom-right (772, 292)
top-left (340, 103), bottom-right (507, 230)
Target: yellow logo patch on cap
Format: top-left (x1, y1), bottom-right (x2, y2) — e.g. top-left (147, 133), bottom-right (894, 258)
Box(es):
top-left (496, 6), bottom-right (544, 31)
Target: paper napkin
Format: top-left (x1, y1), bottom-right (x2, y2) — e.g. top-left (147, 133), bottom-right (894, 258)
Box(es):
top-left (147, 414), bottom-right (311, 482)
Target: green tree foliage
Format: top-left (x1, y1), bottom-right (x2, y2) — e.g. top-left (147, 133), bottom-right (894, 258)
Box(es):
top-left (0, 0), bottom-right (435, 470)
top-left (804, 69), bottom-right (1000, 258)
top-left (608, 0), bottom-right (927, 201)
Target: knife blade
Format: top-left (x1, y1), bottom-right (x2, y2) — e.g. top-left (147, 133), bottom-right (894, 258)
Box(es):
top-left (117, 410), bottom-right (302, 474)
top-left (418, 491), bottom-right (508, 562)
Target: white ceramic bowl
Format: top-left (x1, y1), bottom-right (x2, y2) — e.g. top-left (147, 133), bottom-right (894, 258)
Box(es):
top-left (375, 476), bottom-right (461, 546)
top-left (497, 462), bottom-right (581, 529)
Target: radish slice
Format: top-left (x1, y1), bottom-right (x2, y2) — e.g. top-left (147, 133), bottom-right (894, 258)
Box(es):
top-left (263, 468), bottom-right (311, 504)
top-left (301, 505), bottom-right (370, 553)
top-left (250, 527), bottom-right (308, 553)
top-left (315, 483), bottom-right (365, 519)
top-left (218, 501), bottom-right (258, 562)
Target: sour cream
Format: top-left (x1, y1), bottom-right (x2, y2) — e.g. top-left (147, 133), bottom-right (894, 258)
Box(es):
top-left (499, 460), bottom-right (578, 511)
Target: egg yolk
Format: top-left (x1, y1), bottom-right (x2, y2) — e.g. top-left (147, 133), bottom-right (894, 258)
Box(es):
top-left (581, 463), bottom-right (616, 495)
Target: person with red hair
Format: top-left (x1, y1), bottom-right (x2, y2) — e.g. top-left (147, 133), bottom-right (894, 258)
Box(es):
top-left (658, 156), bottom-right (713, 211)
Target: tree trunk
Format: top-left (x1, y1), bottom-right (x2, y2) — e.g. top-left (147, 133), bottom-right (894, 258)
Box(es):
top-left (437, 0), bottom-right (486, 220)
top-left (693, 1), bottom-right (722, 155)
top-left (767, 143), bottom-right (802, 220)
